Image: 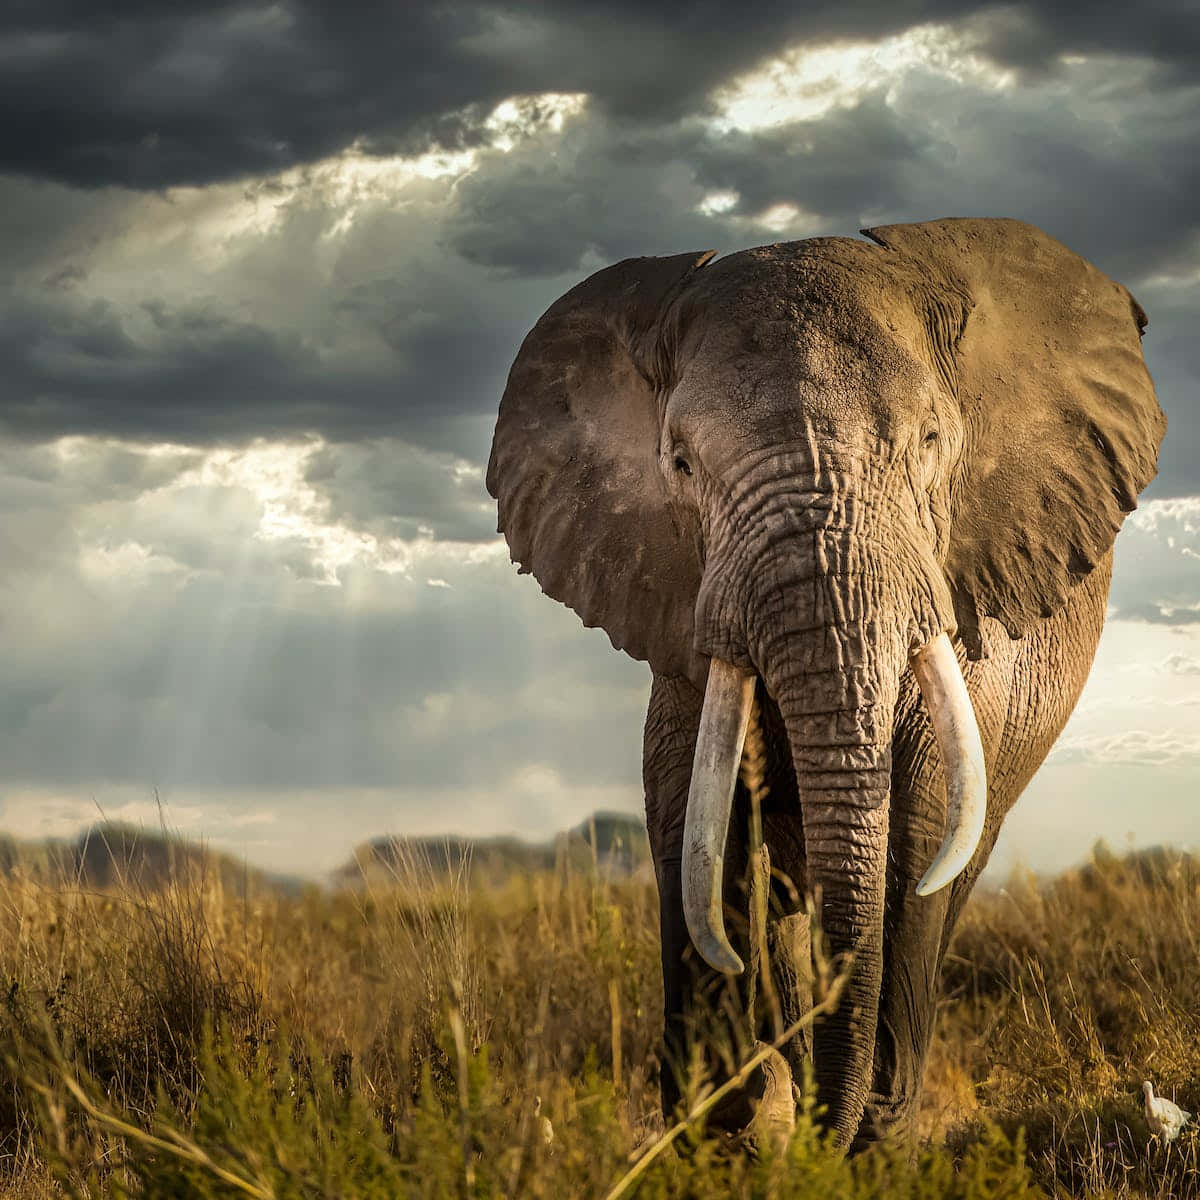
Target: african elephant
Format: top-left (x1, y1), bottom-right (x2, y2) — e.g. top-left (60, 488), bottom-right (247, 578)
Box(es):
top-left (486, 218), bottom-right (1165, 1147)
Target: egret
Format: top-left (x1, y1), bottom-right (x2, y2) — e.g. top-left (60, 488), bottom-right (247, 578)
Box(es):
top-left (1143, 1080), bottom-right (1192, 1144)
top-left (533, 1095), bottom-right (554, 1148)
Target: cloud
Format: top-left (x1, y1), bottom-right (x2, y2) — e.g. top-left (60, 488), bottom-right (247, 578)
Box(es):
top-left (4, 3), bottom-right (1197, 190)
top-left (2, 20), bottom-right (1193, 479)
top-left (0, 157), bottom-right (563, 454)
top-left (1110, 496), bottom-right (1200, 624)
top-left (441, 40), bottom-right (1200, 281)
top-left (0, 4), bottom-right (1195, 872)
top-left (0, 435), bottom-right (649, 813)
top-left (1050, 728), bottom-right (1200, 767)
top-left (1136, 279), bottom-right (1200, 499)
top-left (0, 10), bottom-right (1194, 485)
top-left (303, 441), bottom-right (497, 544)
top-left (0, 790), bottom-right (278, 842)
top-left (1163, 652), bottom-right (1200, 675)
top-left (441, 89), bottom-right (937, 276)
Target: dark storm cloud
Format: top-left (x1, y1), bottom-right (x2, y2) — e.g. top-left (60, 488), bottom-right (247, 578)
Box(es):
top-left (444, 54), bottom-right (1199, 284)
top-left (1, 3), bottom-right (493, 189)
top-left (4, 63), bottom-right (1196, 492)
top-left (442, 122), bottom-right (723, 277)
top-left (970, 2), bottom-right (1200, 77)
top-left (444, 92), bottom-right (935, 276)
top-left (0, 288), bottom-right (326, 441)
top-left (3, 1), bottom-right (1197, 189)
top-left (1134, 284), bottom-right (1200, 501)
top-left (0, 4), bottom-right (1195, 489)
top-left (0, 286), bottom-right (525, 457)
top-left (0, 171), bottom-right (552, 456)
top-left (695, 78), bottom-right (1200, 285)
top-left (443, 68), bottom-right (1198, 496)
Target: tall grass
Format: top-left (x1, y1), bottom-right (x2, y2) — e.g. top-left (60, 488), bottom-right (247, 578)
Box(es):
top-left (0, 830), bottom-right (1196, 1197)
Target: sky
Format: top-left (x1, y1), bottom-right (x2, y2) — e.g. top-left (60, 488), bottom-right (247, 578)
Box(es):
top-left (0, 2), bottom-right (1196, 878)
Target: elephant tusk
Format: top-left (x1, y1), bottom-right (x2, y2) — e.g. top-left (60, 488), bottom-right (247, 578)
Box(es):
top-left (911, 633), bottom-right (988, 897)
top-left (682, 658), bottom-right (755, 975)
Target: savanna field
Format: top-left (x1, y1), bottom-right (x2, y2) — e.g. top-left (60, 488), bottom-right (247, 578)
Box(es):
top-left (1, 824), bottom-right (1198, 1199)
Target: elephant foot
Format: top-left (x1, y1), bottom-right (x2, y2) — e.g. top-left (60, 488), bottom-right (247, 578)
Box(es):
top-left (852, 1090), bottom-right (919, 1153)
top-left (708, 1043), bottom-right (796, 1157)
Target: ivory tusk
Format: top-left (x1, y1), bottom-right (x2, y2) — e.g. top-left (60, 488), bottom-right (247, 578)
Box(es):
top-left (682, 658), bottom-right (756, 975)
top-left (911, 633), bottom-right (988, 897)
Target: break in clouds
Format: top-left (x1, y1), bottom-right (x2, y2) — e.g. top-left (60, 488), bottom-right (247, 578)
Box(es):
top-left (0, 2), bottom-right (1197, 873)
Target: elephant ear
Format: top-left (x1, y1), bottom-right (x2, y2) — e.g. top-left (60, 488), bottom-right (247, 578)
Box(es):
top-left (486, 250), bottom-right (716, 680)
top-left (863, 218), bottom-right (1166, 658)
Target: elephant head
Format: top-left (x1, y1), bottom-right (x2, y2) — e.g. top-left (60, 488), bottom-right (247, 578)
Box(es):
top-left (486, 218), bottom-right (1164, 1139)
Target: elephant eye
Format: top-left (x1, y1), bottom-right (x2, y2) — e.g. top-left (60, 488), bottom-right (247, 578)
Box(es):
top-left (674, 455), bottom-right (693, 476)
top-left (920, 427), bottom-right (940, 483)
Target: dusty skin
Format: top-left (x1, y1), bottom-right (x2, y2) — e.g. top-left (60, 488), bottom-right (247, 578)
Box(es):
top-left (488, 217), bottom-right (1166, 1148)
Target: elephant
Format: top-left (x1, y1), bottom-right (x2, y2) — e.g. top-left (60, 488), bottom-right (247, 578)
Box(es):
top-left (485, 218), bottom-right (1165, 1148)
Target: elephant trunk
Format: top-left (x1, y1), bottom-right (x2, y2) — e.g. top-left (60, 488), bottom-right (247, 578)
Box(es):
top-left (684, 477), bottom-right (985, 1145)
top-left (768, 600), bottom-right (900, 1145)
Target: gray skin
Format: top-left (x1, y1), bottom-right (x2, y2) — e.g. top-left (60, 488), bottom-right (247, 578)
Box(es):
top-left (486, 218), bottom-right (1165, 1147)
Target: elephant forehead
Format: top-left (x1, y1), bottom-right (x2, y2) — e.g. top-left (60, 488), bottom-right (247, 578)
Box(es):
top-left (674, 245), bottom-right (940, 422)
top-left (671, 311), bottom-right (938, 445)
top-left (684, 240), bottom-right (914, 339)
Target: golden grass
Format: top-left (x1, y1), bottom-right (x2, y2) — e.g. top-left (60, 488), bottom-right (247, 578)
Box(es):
top-left (0, 830), bottom-right (1197, 1197)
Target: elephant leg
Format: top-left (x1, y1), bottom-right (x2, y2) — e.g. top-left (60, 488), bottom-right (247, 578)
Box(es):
top-left (646, 675), bottom-right (801, 1132)
top-left (760, 816), bottom-right (811, 1077)
top-left (766, 910), bottom-right (812, 1067)
top-left (939, 564), bottom-right (1110, 944)
top-left (653, 854), bottom-right (698, 1118)
top-left (854, 779), bottom-right (947, 1147)
top-left (654, 853), bottom-right (765, 1129)
top-left (858, 573), bottom-right (1107, 1147)
top-left (856, 640), bottom-right (1014, 1147)
top-left (645, 674), bottom-right (754, 1123)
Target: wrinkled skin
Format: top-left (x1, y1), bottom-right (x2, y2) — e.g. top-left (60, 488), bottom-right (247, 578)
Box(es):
top-left (487, 219), bottom-right (1165, 1148)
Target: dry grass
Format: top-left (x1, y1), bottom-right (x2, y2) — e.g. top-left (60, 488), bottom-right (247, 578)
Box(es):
top-left (928, 843), bottom-right (1200, 1197)
top-left (0, 829), bottom-right (1196, 1197)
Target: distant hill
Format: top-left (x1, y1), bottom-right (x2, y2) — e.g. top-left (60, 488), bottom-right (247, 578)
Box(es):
top-left (0, 823), bottom-right (304, 894)
top-left (334, 810), bottom-right (651, 888)
top-left (0, 811), bottom-right (653, 894)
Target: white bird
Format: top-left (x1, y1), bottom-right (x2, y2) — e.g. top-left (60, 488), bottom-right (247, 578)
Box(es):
top-left (533, 1094), bottom-right (554, 1148)
top-left (1143, 1080), bottom-right (1192, 1144)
